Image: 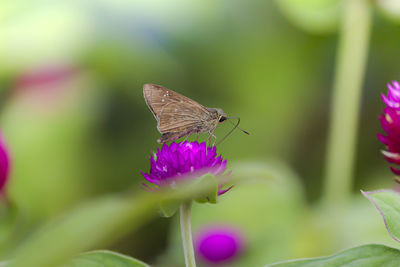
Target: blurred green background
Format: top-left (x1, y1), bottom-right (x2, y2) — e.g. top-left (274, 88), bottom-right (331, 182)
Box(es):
top-left (1, 0), bottom-right (400, 266)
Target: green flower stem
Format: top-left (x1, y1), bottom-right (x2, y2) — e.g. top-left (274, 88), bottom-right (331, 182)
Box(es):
top-left (324, 0), bottom-right (371, 205)
top-left (180, 201), bottom-right (196, 267)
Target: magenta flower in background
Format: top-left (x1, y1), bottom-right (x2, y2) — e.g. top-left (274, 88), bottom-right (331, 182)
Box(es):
top-left (195, 225), bottom-right (245, 265)
top-left (15, 65), bottom-right (77, 89)
top-left (14, 65), bottom-right (79, 109)
top-left (378, 80), bottom-right (400, 175)
top-left (141, 141), bottom-right (231, 195)
top-left (0, 133), bottom-right (10, 192)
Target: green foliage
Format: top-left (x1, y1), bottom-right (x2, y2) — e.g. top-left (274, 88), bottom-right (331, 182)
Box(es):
top-left (65, 250), bottom-right (150, 267)
top-left (0, 201), bottom-right (17, 253)
top-left (2, 83), bottom-right (100, 223)
top-left (164, 161), bottom-right (399, 266)
top-left (164, 160), bottom-right (307, 266)
top-left (159, 199), bottom-right (180, 218)
top-left (3, 175), bottom-right (221, 267)
top-left (267, 244), bottom-right (400, 267)
top-left (274, 0), bottom-right (341, 34)
top-left (363, 190), bottom-right (400, 242)
top-left (7, 194), bottom-right (156, 267)
top-left (193, 174), bottom-right (219, 204)
top-left (376, 0), bottom-right (400, 24)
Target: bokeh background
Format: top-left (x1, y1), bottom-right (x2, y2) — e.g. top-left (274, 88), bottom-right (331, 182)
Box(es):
top-left (1, 0), bottom-right (400, 266)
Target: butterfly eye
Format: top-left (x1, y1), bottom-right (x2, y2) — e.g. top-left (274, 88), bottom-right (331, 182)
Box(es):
top-left (219, 116), bottom-right (227, 123)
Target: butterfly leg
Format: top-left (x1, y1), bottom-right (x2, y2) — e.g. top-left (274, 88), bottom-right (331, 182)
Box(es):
top-left (208, 131), bottom-right (217, 146)
top-left (182, 132), bottom-right (192, 142)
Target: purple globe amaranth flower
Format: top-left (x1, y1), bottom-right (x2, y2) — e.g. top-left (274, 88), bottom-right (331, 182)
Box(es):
top-left (195, 225), bottom-right (245, 265)
top-left (0, 132), bottom-right (10, 193)
top-left (141, 141), bottom-right (231, 195)
top-left (378, 80), bottom-right (400, 175)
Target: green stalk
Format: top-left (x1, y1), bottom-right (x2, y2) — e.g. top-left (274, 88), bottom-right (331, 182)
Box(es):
top-left (180, 201), bottom-right (196, 267)
top-left (324, 0), bottom-right (371, 205)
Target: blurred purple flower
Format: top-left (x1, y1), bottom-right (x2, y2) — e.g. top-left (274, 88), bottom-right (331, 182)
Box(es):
top-left (0, 133), bottom-right (10, 193)
top-left (14, 65), bottom-right (79, 110)
top-left (141, 141), bottom-right (231, 195)
top-left (15, 65), bottom-right (77, 89)
top-left (378, 80), bottom-right (400, 175)
top-left (195, 225), bottom-right (245, 265)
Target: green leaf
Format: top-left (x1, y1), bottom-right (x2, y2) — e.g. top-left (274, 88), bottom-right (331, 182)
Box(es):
top-left (167, 160), bottom-right (308, 267)
top-left (7, 194), bottom-right (156, 267)
top-left (6, 174), bottom-right (221, 267)
top-left (362, 189), bottom-right (400, 242)
top-left (159, 199), bottom-right (180, 218)
top-left (193, 174), bottom-right (218, 204)
top-left (65, 250), bottom-right (150, 267)
top-left (266, 244), bottom-right (400, 266)
top-left (0, 200), bottom-right (18, 253)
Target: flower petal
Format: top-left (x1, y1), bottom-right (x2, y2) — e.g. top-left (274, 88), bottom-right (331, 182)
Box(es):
top-left (140, 141), bottom-right (230, 196)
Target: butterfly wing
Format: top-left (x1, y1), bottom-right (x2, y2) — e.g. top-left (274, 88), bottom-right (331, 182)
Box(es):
top-left (143, 84), bottom-right (212, 133)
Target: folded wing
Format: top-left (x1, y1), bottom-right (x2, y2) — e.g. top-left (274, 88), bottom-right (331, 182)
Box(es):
top-left (143, 84), bottom-right (210, 133)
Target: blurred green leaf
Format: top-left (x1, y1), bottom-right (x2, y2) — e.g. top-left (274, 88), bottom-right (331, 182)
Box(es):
top-left (362, 189), bottom-right (400, 242)
top-left (274, 0), bottom-right (342, 34)
top-left (6, 174), bottom-right (222, 267)
top-left (376, 0), bottom-right (400, 24)
top-left (194, 174), bottom-right (218, 204)
top-left (7, 194), bottom-right (155, 267)
top-left (65, 250), bottom-right (150, 267)
top-left (0, 201), bottom-right (17, 248)
top-left (3, 78), bottom-right (100, 223)
top-left (266, 244), bottom-right (400, 266)
top-left (159, 199), bottom-right (179, 218)
top-left (164, 161), bottom-right (399, 266)
top-left (164, 160), bottom-right (307, 266)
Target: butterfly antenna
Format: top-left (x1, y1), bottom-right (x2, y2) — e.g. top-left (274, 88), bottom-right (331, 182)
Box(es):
top-left (216, 117), bottom-right (249, 145)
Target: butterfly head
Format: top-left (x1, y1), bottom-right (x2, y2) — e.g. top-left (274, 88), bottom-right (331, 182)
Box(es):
top-left (216, 108), bottom-right (227, 123)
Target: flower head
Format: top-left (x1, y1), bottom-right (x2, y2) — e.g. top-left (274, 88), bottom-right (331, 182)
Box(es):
top-left (378, 81), bottom-right (400, 175)
top-left (141, 141), bottom-right (230, 195)
top-left (195, 225), bottom-right (245, 265)
top-left (0, 133), bottom-right (10, 192)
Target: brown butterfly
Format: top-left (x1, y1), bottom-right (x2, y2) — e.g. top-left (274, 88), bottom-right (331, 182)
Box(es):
top-left (143, 84), bottom-right (248, 144)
